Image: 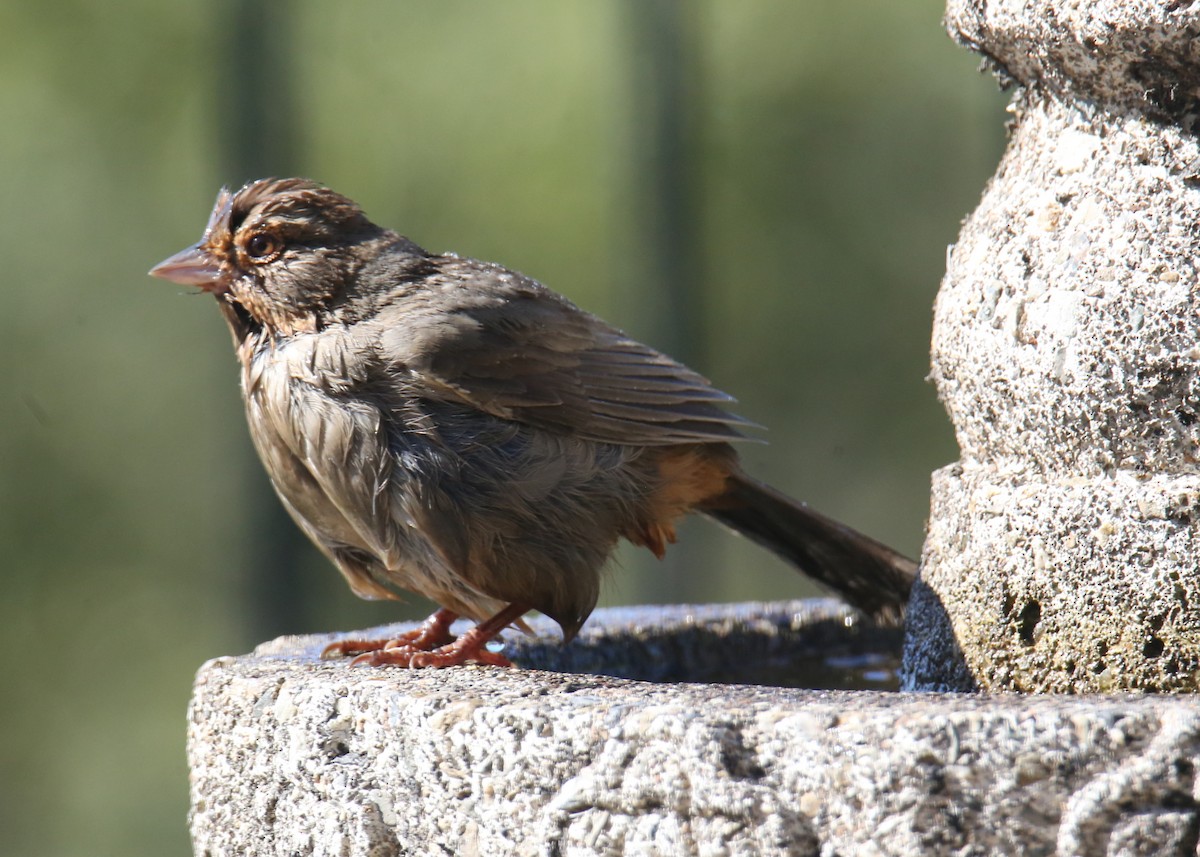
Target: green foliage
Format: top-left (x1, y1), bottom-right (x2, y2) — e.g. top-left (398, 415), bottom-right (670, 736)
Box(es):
top-left (0, 1), bottom-right (1006, 853)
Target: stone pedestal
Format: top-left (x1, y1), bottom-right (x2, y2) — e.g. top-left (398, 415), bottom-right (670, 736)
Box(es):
top-left (902, 0), bottom-right (1200, 691)
top-left (188, 602), bottom-right (1200, 857)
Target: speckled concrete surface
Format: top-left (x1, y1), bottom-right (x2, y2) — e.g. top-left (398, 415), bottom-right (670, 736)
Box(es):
top-left (189, 602), bottom-right (1200, 856)
top-left (903, 0), bottom-right (1200, 691)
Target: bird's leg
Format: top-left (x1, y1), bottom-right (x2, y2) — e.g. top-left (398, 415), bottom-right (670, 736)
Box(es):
top-left (321, 607), bottom-right (459, 659)
top-left (348, 603), bottom-right (530, 668)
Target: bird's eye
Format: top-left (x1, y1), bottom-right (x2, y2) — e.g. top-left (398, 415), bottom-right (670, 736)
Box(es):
top-left (245, 232), bottom-right (281, 261)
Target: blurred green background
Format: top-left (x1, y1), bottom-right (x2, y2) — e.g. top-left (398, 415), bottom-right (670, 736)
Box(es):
top-left (0, 1), bottom-right (1005, 853)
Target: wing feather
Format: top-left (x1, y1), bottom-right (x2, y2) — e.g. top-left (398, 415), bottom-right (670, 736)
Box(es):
top-left (373, 256), bottom-right (759, 446)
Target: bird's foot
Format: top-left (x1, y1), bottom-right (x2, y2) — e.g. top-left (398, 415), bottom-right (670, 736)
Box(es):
top-left (327, 602), bottom-right (530, 669)
top-left (321, 608), bottom-right (458, 659)
top-left (348, 637), bottom-right (514, 668)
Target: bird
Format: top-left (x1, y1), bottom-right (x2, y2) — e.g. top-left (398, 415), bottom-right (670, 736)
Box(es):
top-left (150, 177), bottom-right (916, 668)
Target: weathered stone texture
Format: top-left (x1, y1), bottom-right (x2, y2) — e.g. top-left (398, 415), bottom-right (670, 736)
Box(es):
top-left (190, 604), bottom-right (1200, 856)
top-left (903, 0), bottom-right (1200, 691)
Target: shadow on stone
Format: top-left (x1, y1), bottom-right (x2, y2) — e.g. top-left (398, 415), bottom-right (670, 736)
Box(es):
top-left (504, 599), bottom-right (903, 690)
top-left (900, 576), bottom-right (979, 692)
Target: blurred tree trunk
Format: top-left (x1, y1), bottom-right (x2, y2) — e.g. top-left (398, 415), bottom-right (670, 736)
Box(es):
top-left (623, 0), bottom-right (715, 602)
top-left (220, 0), bottom-right (313, 643)
top-left (624, 0), bottom-right (706, 368)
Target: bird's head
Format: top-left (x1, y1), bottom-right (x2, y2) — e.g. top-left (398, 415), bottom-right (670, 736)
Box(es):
top-left (150, 178), bottom-right (390, 338)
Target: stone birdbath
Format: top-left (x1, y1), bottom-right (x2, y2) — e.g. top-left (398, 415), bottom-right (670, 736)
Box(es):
top-left (188, 2), bottom-right (1200, 854)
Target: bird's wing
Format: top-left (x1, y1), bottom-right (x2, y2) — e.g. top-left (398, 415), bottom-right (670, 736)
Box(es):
top-left (373, 258), bottom-right (757, 446)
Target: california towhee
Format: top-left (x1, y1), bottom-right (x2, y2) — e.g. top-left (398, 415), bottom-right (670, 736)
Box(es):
top-left (150, 178), bottom-right (915, 668)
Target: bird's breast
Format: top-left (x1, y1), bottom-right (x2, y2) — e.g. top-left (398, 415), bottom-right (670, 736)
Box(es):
top-left (241, 326), bottom-right (373, 397)
top-left (238, 333), bottom-right (400, 560)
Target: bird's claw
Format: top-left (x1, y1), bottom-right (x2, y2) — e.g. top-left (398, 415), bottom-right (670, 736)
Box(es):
top-left (348, 642), bottom-right (513, 668)
top-left (321, 608), bottom-right (458, 660)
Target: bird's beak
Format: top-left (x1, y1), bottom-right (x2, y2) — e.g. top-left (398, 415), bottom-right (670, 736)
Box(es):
top-left (148, 243), bottom-right (225, 291)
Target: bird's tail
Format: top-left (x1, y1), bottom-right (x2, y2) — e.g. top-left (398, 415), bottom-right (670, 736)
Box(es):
top-left (701, 470), bottom-right (917, 622)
